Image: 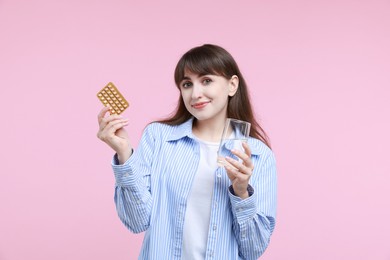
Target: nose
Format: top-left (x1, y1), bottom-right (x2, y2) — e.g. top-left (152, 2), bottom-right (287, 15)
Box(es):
top-left (191, 83), bottom-right (203, 99)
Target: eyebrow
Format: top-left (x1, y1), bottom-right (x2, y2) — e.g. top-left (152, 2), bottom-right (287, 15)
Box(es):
top-left (181, 73), bottom-right (210, 81)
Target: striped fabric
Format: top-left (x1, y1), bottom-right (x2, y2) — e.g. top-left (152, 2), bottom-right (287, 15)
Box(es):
top-left (112, 118), bottom-right (277, 260)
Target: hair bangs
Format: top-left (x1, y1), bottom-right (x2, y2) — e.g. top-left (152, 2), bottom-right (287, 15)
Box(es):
top-left (174, 48), bottom-right (227, 87)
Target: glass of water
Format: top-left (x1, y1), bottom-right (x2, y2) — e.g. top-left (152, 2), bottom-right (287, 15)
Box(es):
top-left (217, 118), bottom-right (251, 167)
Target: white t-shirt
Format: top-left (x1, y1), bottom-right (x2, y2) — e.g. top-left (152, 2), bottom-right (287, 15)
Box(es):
top-left (182, 138), bottom-right (219, 260)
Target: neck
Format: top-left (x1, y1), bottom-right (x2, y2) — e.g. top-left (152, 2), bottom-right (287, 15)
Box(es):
top-left (192, 116), bottom-right (227, 142)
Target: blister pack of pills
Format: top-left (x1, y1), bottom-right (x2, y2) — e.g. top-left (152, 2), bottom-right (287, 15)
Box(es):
top-left (97, 82), bottom-right (129, 115)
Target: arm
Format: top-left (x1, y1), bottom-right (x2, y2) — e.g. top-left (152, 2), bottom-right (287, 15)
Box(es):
top-left (112, 124), bottom-right (157, 233)
top-left (226, 150), bottom-right (277, 259)
top-left (97, 107), bottom-right (154, 233)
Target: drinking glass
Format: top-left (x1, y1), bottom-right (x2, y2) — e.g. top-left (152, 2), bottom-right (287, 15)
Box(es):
top-left (217, 118), bottom-right (251, 167)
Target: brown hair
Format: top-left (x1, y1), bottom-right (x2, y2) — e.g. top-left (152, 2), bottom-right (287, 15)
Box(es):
top-left (158, 44), bottom-right (271, 148)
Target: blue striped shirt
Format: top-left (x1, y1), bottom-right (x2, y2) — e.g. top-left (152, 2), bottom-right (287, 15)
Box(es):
top-left (112, 118), bottom-right (277, 260)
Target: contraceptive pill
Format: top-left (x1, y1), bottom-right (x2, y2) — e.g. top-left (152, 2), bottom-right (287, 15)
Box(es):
top-left (97, 82), bottom-right (129, 115)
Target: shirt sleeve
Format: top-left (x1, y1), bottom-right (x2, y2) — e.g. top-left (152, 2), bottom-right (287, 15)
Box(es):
top-left (112, 124), bottom-right (156, 234)
top-left (228, 151), bottom-right (277, 259)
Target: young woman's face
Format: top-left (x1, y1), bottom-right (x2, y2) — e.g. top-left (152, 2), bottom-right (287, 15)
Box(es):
top-left (179, 70), bottom-right (238, 123)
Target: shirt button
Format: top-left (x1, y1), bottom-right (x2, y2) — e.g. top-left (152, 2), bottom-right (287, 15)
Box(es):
top-left (213, 225), bottom-right (217, 230)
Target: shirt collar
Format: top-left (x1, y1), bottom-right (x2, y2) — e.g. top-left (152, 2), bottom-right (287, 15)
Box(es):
top-left (167, 117), bottom-right (196, 141)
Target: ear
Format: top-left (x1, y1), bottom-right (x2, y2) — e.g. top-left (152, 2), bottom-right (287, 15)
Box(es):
top-left (228, 75), bottom-right (239, 97)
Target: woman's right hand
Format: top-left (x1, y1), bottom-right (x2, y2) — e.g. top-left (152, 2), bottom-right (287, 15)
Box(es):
top-left (97, 107), bottom-right (132, 164)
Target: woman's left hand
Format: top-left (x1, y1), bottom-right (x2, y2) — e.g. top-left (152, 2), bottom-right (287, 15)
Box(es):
top-left (224, 142), bottom-right (254, 199)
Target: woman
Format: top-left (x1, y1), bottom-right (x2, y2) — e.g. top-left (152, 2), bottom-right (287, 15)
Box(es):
top-left (97, 44), bottom-right (277, 260)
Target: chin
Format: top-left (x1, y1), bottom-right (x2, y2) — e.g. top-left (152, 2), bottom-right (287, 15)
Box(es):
top-left (192, 114), bottom-right (210, 121)
top-left (193, 113), bottom-right (217, 122)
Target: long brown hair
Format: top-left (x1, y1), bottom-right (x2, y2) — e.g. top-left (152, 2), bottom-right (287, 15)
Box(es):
top-left (158, 44), bottom-right (271, 148)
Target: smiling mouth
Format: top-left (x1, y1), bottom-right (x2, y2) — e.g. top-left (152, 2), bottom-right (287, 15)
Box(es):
top-left (192, 101), bottom-right (210, 109)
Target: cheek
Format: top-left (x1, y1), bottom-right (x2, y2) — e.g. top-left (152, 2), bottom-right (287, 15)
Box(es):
top-left (180, 91), bottom-right (187, 101)
top-left (180, 92), bottom-right (191, 106)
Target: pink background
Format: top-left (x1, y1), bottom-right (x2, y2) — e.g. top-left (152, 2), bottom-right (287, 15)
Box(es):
top-left (1, 0), bottom-right (389, 259)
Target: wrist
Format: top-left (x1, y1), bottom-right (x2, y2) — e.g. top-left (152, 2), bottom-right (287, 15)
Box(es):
top-left (117, 148), bottom-right (133, 164)
top-left (230, 184), bottom-right (254, 199)
top-left (235, 190), bottom-right (249, 199)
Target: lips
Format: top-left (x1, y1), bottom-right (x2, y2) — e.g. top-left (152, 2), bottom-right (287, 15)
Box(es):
top-left (192, 101), bottom-right (210, 109)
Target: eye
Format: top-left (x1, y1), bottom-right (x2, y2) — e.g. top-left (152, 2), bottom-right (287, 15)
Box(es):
top-left (203, 78), bottom-right (212, 85)
top-left (181, 81), bottom-right (193, 88)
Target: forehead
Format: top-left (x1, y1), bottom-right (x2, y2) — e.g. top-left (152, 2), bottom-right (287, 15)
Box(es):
top-left (182, 68), bottom-right (219, 78)
top-left (183, 69), bottom-right (201, 78)
top-left (181, 58), bottom-right (221, 75)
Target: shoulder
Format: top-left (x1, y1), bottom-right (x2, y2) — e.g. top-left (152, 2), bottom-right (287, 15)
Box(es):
top-left (143, 122), bottom-right (183, 141)
top-left (247, 138), bottom-right (277, 184)
top-left (247, 137), bottom-right (275, 163)
top-left (143, 118), bottom-right (193, 141)
top-left (144, 122), bottom-right (174, 135)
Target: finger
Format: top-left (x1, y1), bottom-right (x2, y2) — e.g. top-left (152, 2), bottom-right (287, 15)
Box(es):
top-left (225, 156), bottom-right (252, 175)
top-left (237, 142), bottom-right (255, 170)
top-left (97, 106), bottom-right (111, 124)
top-left (100, 114), bottom-right (125, 131)
top-left (224, 163), bottom-right (250, 184)
top-left (242, 142), bottom-right (252, 157)
top-left (225, 167), bottom-right (237, 180)
top-left (224, 163), bottom-right (239, 179)
top-left (98, 118), bottom-right (129, 141)
top-left (105, 118), bottom-right (129, 134)
top-left (231, 149), bottom-right (250, 162)
top-left (222, 158), bottom-right (238, 171)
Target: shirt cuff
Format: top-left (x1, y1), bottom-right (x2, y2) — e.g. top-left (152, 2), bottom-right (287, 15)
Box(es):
top-left (229, 184), bottom-right (254, 197)
top-left (111, 153), bottom-right (139, 187)
top-left (229, 184), bottom-right (257, 224)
